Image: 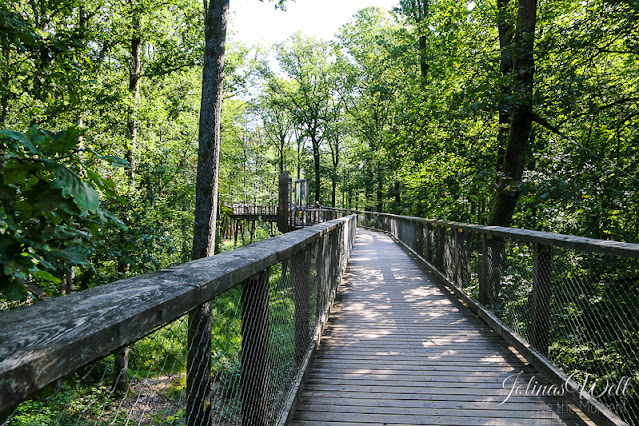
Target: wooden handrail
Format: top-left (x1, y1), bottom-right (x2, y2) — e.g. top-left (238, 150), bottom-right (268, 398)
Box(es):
top-left (0, 215), bottom-right (357, 413)
top-left (331, 208), bottom-right (639, 258)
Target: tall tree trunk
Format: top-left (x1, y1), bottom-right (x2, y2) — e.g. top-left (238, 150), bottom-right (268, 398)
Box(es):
top-left (0, 46), bottom-right (10, 127)
top-left (188, 1), bottom-right (229, 425)
top-left (330, 138), bottom-right (339, 208)
top-left (279, 134), bottom-right (285, 173)
top-left (376, 160), bottom-right (383, 212)
top-left (365, 161), bottom-right (374, 211)
top-left (126, 13), bottom-right (141, 182)
top-left (419, 34), bottom-right (428, 80)
top-left (311, 136), bottom-right (321, 203)
top-left (331, 180), bottom-right (337, 207)
top-left (488, 0), bottom-right (537, 227)
top-left (496, 0), bottom-right (514, 177)
top-left (296, 134), bottom-right (302, 179)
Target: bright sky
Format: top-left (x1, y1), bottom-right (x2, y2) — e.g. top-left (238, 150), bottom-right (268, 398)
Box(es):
top-left (229, 0), bottom-right (400, 45)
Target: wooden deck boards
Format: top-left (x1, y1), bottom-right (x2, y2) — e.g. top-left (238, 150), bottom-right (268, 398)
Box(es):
top-left (291, 229), bottom-right (592, 425)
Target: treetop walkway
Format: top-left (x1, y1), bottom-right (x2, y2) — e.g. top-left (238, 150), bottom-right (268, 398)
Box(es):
top-left (293, 229), bottom-right (590, 425)
top-left (0, 210), bottom-right (637, 425)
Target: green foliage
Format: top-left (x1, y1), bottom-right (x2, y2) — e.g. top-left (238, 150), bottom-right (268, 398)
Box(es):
top-left (0, 126), bottom-right (124, 301)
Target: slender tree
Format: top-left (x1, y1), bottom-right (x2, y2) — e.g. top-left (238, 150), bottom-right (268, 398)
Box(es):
top-left (488, 0), bottom-right (537, 226)
top-left (187, 0), bottom-right (229, 424)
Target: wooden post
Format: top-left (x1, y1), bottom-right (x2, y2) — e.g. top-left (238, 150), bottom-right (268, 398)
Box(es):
top-left (415, 221), bottom-right (424, 257)
top-left (531, 244), bottom-right (552, 356)
top-left (479, 234), bottom-right (490, 305)
top-left (241, 269), bottom-right (270, 425)
top-left (186, 302), bottom-right (213, 426)
top-left (425, 223), bottom-right (432, 263)
top-left (454, 229), bottom-right (465, 289)
top-left (112, 346), bottom-right (130, 396)
top-left (437, 226), bottom-right (445, 271)
top-left (292, 248), bottom-right (310, 363)
top-left (277, 172), bottom-right (289, 233)
top-left (315, 235), bottom-right (327, 318)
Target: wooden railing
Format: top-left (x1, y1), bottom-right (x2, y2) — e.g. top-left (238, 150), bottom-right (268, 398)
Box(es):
top-left (229, 204), bottom-right (278, 217)
top-left (0, 215), bottom-right (357, 425)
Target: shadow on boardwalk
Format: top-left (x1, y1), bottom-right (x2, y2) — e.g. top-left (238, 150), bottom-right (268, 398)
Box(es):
top-left (292, 229), bottom-right (593, 426)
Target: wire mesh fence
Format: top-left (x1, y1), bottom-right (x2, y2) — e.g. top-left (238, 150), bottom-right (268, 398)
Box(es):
top-left (0, 215), bottom-right (356, 426)
top-left (347, 208), bottom-right (638, 425)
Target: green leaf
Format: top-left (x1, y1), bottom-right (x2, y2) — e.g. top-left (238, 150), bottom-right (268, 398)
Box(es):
top-left (47, 162), bottom-right (100, 213)
top-left (34, 270), bottom-right (61, 284)
top-left (1, 279), bottom-right (25, 301)
top-left (2, 167), bottom-right (29, 185)
top-left (0, 129), bottom-right (38, 153)
top-left (48, 127), bottom-right (82, 154)
top-left (51, 246), bottom-right (89, 265)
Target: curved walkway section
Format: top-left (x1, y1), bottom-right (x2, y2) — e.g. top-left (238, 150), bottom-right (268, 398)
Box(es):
top-left (291, 229), bottom-right (591, 426)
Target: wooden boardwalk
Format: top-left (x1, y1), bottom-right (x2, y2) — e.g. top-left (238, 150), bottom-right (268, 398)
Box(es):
top-left (291, 229), bottom-right (592, 426)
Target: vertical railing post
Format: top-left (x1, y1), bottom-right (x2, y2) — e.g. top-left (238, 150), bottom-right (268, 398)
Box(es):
top-left (480, 235), bottom-right (505, 307)
top-left (186, 302), bottom-right (213, 426)
top-left (454, 228), bottom-right (464, 288)
top-left (329, 229), bottom-right (339, 293)
top-left (292, 248), bottom-right (310, 363)
top-left (241, 269), bottom-right (270, 425)
top-left (437, 225), bottom-right (445, 271)
top-left (425, 223), bottom-right (432, 263)
top-left (415, 220), bottom-right (424, 258)
top-left (315, 234), bottom-right (327, 317)
top-left (479, 234), bottom-right (490, 305)
top-left (531, 244), bottom-right (552, 356)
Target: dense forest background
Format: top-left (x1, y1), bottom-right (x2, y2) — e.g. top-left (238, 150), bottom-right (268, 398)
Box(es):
top-left (1, 0), bottom-right (637, 303)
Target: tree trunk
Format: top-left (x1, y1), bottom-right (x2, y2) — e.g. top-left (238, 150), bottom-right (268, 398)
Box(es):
top-left (311, 136), bottom-right (321, 203)
top-left (376, 160), bottom-right (383, 212)
top-left (365, 162), bottom-right (374, 211)
top-left (187, 1), bottom-right (229, 425)
top-left (126, 13), bottom-right (141, 182)
top-left (0, 46), bottom-right (10, 126)
top-left (496, 0), bottom-right (514, 177)
top-left (279, 134), bottom-right (285, 173)
top-left (488, 0), bottom-right (537, 227)
top-left (296, 134), bottom-right (302, 179)
top-left (419, 35), bottom-right (428, 80)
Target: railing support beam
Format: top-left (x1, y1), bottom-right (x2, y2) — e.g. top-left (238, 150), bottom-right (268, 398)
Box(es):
top-left (425, 223), bottom-right (433, 263)
top-left (241, 269), bottom-right (270, 425)
top-left (437, 226), bottom-right (446, 270)
top-left (531, 244), bottom-right (552, 356)
top-left (454, 229), bottom-right (466, 289)
top-left (293, 248), bottom-right (311, 363)
top-left (186, 302), bottom-right (213, 426)
top-left (415, 221), bottom-right (424, 257)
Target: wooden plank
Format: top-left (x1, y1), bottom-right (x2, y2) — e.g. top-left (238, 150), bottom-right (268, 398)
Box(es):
top-left (299, 396), bottom-right (576, 412)
top-left (297, 402), bottom-right (582, 420)
top-left (294, 410), bottom-right (585, 425)
top-left (301, 389), bottom-right (573, 405)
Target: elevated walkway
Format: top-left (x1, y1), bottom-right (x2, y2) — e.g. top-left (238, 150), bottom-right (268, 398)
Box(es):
top-left (292, 229), bottom-right (592, 425)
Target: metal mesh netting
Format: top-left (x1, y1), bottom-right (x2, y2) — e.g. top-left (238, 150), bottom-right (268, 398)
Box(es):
top-left (356, 211), bottom-right (638, 425)
top-left (2, 218), bottom-right (356, 426)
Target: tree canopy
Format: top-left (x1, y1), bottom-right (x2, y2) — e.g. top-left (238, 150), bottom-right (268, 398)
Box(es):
top-left (1, 0), bottom-right (637, 303)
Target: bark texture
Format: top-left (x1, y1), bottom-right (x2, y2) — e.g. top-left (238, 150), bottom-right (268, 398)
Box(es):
top-left (187, 1), bottom-right (229, 425)
top-left (488, 0), bottom-right (537, 227)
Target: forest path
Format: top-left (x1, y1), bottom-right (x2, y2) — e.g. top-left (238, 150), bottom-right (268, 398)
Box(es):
top-left (291, 229), bottom-right (592, 425)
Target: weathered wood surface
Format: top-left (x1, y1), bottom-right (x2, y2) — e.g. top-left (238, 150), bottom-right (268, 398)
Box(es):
top-left (0, 216), bottom-right (357, 412)
top-left (332, 208), bottom-right (639, 258)
top-left (291, 229), bottom-right (593, 426)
